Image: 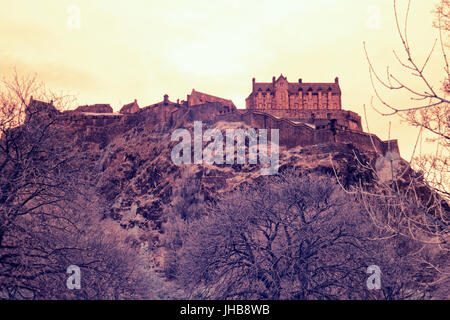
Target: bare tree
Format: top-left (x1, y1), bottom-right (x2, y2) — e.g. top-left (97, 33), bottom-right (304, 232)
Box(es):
top-left (364, 0), bottom-right (449, 198)
top-left (0, 71), bottom-right (159, 299)
top-left (161, 167), bottom-right (207, 280)
top-left (360, 0), bottom-right (450, 272)
top-left (165, 170), bottom-right (438, 299)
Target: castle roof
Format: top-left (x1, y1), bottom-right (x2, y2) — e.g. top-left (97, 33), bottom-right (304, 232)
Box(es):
top-left (120, 99), bottom-right (140, 114)
top-left (188, 89), bottom-right (236, 108)
top-left (143, 94), bottom-right (179, 110)
top-left (253, 82), bottom-right (341, 94)
top-left (75, 104), bottom-right (113, 113)
top-left (27, 98), bottom-right (58, 113)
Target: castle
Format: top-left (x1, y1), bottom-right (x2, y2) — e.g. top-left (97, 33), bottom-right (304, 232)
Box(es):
top-left (246, 75), bottom-right (362, 132)
top-left (25, 75), bottom-right (399, 156)
top-left (247, 75), bottom-right (341, 110)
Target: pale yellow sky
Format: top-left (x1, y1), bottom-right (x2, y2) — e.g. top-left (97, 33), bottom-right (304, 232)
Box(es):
top-left (0, 0), bottom-right (445, 160)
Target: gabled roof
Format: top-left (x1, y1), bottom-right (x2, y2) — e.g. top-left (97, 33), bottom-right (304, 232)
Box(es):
top-left (251, 76), bottom-right (341, 95)
top-left (120, 99), bottom-right (140, 114)
top-left (26, 98), bottom-right (59, 116)
top-left (254, 83), bottom-right (273, 92)
top-left (188, 89), bottom-right (236, 108)
top-left (75, 104), bottom-right (113, 113)
top-left (291, 83), bottom-right (341, 94)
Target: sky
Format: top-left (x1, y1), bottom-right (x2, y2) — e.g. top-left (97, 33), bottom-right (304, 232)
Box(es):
top-left (0, 0), bottom-right (445, 160)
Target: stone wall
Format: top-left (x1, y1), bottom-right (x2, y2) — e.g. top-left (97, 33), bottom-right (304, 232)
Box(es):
top-left (215, 109), bottom-right (399, 155)
top-left (29, 98), bottom-right (398, 157)
top-left (248, 108), bottom-right (362, 131)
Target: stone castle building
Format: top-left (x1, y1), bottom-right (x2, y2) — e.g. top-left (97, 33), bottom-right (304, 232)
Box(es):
top-left (25, 75), bottom-right (399, 157)
top-left (246, 75), bottom-right (363, 132)
top-left (246, 74), bottom-right (341, 110)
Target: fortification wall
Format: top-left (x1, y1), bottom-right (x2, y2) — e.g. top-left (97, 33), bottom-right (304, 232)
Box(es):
top-left (335, 131), bottom-right (399, 155)
top-left (215, 109), bottom-right (399, 155)
top-left (247, 108), bottom-right (362, 131)
top-left (172, 103), bottom-right (235, 123)
top-left (139, 104), bottom-right (176, 124)
top-left (47, 100), bottom-right (398, 156)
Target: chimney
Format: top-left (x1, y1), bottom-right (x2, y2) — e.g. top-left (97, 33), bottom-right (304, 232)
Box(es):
top-left (298, 78), bottom-right (302, 83)
top-left (252, 77), bottom-right (255, 91)
top-left (164, 94), bottom-right (169, 103)
top-left (177, 99), bottom-right (180, 104)
top-left (335, 77), bottom-right (339, 84)
top-left (134, 99), bottom-right (137, 103)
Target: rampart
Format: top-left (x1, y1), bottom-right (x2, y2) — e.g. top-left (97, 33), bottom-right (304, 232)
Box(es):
top-left (26, 96), bottom-right (399, 157)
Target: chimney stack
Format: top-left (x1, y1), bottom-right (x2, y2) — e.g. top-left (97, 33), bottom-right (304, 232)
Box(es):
top-left (298, 78), bottom-right (302, 83)
top-left (335, 77), bottom-right (339, 84)
top-left (252, 77), bottom-right (255, 91)
top-left (164, 94), bottom-right (169, 103)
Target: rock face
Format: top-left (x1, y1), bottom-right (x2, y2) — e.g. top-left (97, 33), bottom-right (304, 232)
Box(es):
top-left (16, 96), bottom-right (448, 289)
top-left (91, 118), bottom-right (382, 247)
top-left (24, 97), bottom-right (404, 254)
top-left (75, 104), bottom-right (114, 113)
